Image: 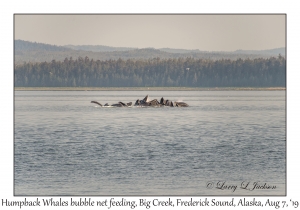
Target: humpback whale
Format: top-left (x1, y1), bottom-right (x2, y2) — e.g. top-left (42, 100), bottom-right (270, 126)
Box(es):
top-left (174, 102), bottom-right (189, 107)
top-left (91, 101), bottom-right (131, 107)
top-left (91, 95), bottom-right (189, 108)
top-left (160, 97), bottom-right (166, 105)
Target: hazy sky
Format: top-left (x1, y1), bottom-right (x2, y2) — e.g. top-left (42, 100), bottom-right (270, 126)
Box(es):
top-left (15, 14), bottom-right (285, 51)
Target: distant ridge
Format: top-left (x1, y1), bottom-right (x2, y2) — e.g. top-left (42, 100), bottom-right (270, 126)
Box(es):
top-left (159, 48), bottom-right (204, 54)
top-left (14, 40), bottom-right (286, 64)
top-left (15, 39), bottom-right (69, 52)
top-left (65, 44), bottom-right (137, 52)
top-left (234, 48), bottom-right (285, 55)
top-left (64, 43), bottom-right (285, 56)
top-left (15, 39), bottom-right (285, 55)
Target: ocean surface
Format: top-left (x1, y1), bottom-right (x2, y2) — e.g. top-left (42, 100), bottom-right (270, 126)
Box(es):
top-left (14, 91), bottom-right (286, 196)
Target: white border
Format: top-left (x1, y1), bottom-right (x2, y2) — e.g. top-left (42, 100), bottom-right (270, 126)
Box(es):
top-left (2, 0), bottom-right (299, 209)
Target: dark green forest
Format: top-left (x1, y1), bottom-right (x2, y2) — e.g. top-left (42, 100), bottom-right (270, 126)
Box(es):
top-left (14, 55), bottom-right (286, 87)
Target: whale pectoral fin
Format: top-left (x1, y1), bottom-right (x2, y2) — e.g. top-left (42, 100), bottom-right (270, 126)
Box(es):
top-left (91, 101), bottom-right (102, 107)
top-left (142, 95), bottom-right (149, 102)
top-left (119, 102), bottom-right (127, 106)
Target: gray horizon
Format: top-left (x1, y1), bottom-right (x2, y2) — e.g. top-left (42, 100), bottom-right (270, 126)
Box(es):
top-left (15, 14), bottom-right (286, 52)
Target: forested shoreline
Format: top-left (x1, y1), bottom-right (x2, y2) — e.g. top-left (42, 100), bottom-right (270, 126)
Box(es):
top-left (14, 56), bottom-right (286, 87)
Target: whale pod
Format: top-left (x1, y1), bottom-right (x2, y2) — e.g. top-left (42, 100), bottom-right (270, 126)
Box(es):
top-left (92, 95), bottom-right (189, 108)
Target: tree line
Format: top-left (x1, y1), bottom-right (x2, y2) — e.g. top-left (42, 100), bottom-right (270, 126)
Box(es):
top-left (14, 56), bottom-right (286, 87)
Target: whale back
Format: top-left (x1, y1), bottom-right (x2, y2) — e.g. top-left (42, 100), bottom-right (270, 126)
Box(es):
top-left (176, 102), bottom-right (189, 107)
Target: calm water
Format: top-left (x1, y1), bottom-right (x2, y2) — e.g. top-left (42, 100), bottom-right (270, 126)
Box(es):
top-left (14, 91), bottom-right (286, 196)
